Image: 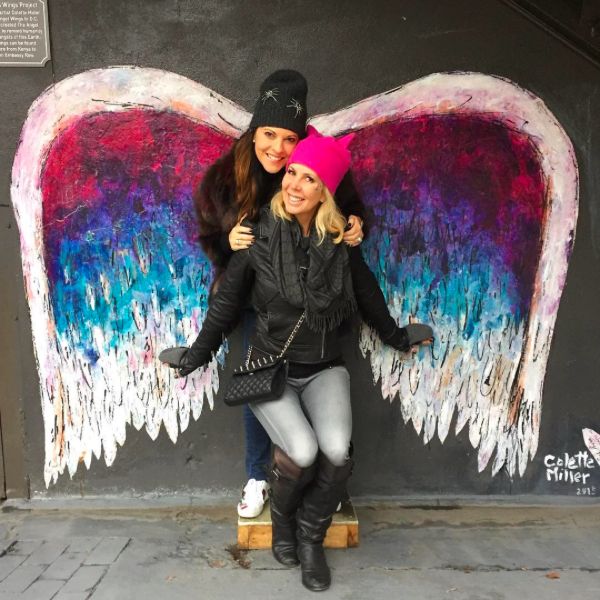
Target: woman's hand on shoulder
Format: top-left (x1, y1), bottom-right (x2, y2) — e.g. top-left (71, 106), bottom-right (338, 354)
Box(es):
top-left (229, 214), bottom-right (255, 251)
top-left (343, 215), bottom-right (364, 247)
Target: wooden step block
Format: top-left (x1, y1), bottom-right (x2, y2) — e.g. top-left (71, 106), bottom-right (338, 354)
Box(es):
top-left (237, 499), bottom-right (359, 550)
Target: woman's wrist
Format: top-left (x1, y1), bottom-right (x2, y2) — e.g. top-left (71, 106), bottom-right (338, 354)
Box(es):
top-left (384, 327), bottom-right (410, 352)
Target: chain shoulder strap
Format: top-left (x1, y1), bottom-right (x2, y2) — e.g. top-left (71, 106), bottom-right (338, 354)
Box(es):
top-left (244, 312), bottom-right (306, 369)
top-left (276, 312), bottom-right (306, 359)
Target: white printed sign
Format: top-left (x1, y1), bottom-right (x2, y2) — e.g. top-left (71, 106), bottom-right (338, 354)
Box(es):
top-left (0, 1), bottom-right (50, 67)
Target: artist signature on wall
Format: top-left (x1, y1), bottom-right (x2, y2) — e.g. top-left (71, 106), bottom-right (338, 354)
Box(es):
top-left (543, 451), bottom-right (596, 495)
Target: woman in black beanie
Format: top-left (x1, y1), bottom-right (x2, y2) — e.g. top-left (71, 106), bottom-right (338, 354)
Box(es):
top-left (194, 70), bottom-right (367, 520)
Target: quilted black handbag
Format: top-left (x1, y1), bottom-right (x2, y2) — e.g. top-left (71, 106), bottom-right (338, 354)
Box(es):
top-left (223, 312), bottom-right (305, 407)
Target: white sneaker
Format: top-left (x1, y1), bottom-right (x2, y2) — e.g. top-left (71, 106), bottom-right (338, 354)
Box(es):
top-left (237, 478), bottom-right (270, 518)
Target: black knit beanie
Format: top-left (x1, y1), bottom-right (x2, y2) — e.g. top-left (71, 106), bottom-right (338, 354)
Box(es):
top-left (249, 69), bottom-right (308, 136)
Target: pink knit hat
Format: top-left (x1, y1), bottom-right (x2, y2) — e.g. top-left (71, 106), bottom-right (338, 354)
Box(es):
top-left (287, 125), bottom-right (355, 194)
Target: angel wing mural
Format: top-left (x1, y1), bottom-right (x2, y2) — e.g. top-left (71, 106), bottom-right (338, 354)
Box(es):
top-left (11, 68), bottom-right (577, 486)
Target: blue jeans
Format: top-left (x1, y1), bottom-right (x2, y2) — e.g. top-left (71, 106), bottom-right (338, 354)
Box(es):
top-left (241, 310), bottom-right (271, 481)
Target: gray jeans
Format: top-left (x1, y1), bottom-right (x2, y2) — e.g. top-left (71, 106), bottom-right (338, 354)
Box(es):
top-left (250, 366), bottom-right (352, 468)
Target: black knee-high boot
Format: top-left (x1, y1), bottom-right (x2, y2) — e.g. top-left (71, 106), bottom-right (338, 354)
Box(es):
top-left (269, 446), bottom-right (316, 567)
top-left (296, 453), bottom-right (353, 591)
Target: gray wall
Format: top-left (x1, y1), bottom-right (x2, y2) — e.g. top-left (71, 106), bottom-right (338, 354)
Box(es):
top-left (1, 0), bottom-right (600, 499)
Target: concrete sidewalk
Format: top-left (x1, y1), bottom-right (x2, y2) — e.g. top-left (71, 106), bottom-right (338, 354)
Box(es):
top-left (0, 497), bottom-right (599, 599)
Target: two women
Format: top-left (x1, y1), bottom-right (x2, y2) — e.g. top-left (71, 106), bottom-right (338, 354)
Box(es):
top-left (194, 70), bottom-right (366, 518)
top-left (168, 128), bottom-right (432, 591)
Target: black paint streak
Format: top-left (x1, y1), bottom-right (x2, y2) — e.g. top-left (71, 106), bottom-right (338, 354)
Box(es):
top-left (91, 99), bottom-right (154, 109)
top-left (217, 112), bottom-right (238, 130)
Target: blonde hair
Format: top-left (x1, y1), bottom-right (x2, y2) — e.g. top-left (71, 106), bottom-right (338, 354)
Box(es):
top-left (271, 185), bottom-right (346, 244)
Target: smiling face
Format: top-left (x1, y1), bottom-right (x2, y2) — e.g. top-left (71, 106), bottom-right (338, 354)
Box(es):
top-left (253, 126), bottom-right (300, 173)
top-left (281, 163), bottom-right (325, 230)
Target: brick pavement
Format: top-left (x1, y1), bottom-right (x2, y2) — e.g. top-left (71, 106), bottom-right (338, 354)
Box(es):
top-left (0, 499), bottom-right (599, 599)
top-left (0, 537), bottom-right (129, 599)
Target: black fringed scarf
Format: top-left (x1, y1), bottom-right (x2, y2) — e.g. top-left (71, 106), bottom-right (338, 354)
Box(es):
top-left (268, 214), bottom-right (357, 332)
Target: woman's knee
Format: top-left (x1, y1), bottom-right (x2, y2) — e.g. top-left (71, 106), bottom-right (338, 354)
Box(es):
top-left (319, 440), bottom-right (351, 467)
top-left (286, 437), bottom-right (319, 468)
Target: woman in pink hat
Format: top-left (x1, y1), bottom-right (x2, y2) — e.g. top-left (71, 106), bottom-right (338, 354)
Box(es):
top-left (168, 128), bottom-right (432, 591)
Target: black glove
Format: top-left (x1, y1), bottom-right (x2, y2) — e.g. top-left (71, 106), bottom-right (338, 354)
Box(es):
top-left (158, 346), bottom-right (200, 377)
top-left (384, 327), bottom-right (410, 351)
top-left (178, 349), bottom-right (201, 377)
top-left (385, 323), bottom-right (434, 352)
top-left (405, 323), bottom-right (434, 346)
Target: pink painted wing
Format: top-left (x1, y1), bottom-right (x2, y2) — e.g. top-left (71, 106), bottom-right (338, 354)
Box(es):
top-left (12, 67), bottom-right (249, 485)
top-left (313, 73), bottom-right (578, 477)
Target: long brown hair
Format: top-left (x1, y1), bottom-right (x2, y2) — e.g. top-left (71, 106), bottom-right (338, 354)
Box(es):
top-left (233, 130), bottom-right (259, 221)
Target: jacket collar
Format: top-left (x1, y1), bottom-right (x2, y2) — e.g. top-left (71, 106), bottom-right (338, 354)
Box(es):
top-left (257, 207), bottom-right (277, 239)
top-left (257, 207), bottom-right (307, 245)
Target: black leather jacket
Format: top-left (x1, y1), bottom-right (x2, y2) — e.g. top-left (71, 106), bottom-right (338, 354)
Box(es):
top-left (185, 212), bottom-right (409, 369)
